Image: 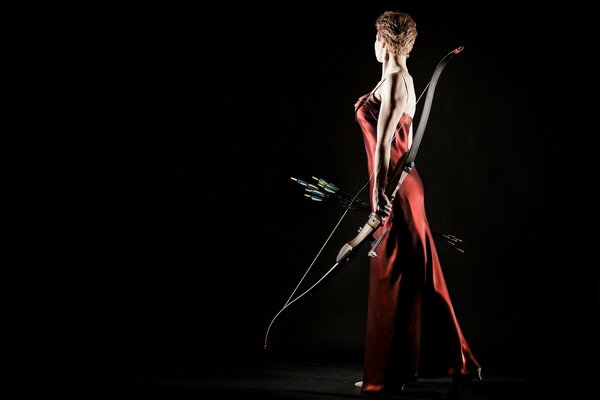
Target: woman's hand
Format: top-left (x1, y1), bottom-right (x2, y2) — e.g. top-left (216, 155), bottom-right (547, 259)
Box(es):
top-left (373, 188), bottom-right (393, 220)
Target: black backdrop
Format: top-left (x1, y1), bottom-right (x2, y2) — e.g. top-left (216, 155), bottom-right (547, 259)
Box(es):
top-left (8, 0), bottom-right (599, 391)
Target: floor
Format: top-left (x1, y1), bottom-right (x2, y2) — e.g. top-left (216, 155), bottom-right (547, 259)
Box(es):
top-left (92, 361), bottom-right (583, 400)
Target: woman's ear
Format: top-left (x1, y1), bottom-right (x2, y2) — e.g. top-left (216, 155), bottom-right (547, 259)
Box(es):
top-left (380, 42), bottom-right (390, 61)
top-left (380, 43), bottom-right (387, 60)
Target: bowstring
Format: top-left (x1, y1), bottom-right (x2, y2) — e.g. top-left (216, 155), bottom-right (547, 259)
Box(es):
top-left (264, 80), bottom-right (430, 348)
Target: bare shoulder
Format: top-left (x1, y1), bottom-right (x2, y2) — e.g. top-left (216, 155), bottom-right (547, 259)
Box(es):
top-left (381, 72), bottom-right (410, 103)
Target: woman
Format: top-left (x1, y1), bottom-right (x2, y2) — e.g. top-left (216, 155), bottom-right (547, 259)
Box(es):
top-left (353, 11), bottom-right (481, 397)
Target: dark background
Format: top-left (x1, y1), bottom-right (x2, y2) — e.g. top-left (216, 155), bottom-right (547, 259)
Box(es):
top-left (5, 0), bottom-right (599, 393)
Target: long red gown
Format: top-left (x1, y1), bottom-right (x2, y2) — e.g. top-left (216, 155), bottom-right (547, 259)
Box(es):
top-left (355, 91), bottom-right (480, 393)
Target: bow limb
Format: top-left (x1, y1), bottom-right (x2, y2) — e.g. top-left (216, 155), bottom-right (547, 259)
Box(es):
top-left (264, 259), bottom-right (348, 349)
top-left (266, 46), bottom-right (465, 349)
top-left (336, 46), bottom-right (465, 262)
top-left (264, 185), bottom-right (371, 349)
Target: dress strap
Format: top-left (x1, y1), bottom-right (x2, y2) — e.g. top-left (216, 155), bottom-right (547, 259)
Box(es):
top-left (370, 77), bottom-right (387, 95)
top-left (354, 77), bottom-right (387, 117)
top-left (399, 73), bottom-right (415, 116)
top-left (400, 74), bottom-right (409, 103)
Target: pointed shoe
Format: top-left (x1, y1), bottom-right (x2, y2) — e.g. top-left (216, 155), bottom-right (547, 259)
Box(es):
top-left (439, 368), bottom-right (482, 400)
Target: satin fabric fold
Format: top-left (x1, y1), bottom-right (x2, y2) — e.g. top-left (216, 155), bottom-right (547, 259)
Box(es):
top-left (355, 93), bottom-right (480, 393)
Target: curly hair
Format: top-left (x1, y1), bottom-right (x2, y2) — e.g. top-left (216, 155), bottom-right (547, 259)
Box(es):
top-left (375, 11), bottom-right (417, 56)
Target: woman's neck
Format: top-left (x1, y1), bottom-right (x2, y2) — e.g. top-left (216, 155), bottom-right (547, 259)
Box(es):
top-left (381, 54), bottom-right (408, 78)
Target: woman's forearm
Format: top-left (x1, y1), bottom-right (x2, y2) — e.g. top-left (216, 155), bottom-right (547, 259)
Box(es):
top-left (374, 142), bottom-right (391, 192)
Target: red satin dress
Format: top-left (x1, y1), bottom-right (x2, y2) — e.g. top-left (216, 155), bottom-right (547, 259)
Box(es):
top-left (355, 91), bottom-right (480, 393)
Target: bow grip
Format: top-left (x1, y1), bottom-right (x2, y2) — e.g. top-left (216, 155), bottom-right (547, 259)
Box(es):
top-left (336, 213), bottom-right (382, 262)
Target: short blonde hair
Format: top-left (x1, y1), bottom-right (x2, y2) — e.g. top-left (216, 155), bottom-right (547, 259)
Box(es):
top-left (375, 11), bottom-right (417, 56)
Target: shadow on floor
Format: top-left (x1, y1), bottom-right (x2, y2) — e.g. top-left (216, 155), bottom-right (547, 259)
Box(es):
top-left (90, 361), bottom-right (587, 400)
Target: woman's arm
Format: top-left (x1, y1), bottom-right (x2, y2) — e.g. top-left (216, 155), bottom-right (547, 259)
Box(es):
top-left (373, 73), bottom-right (408, 219)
